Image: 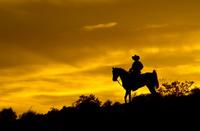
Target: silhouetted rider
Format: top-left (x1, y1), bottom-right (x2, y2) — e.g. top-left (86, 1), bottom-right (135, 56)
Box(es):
top-left (129, 55), bottom-right (143, 79)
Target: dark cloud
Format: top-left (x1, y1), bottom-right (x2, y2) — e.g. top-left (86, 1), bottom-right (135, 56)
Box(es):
top-left (0, 87), bottom-right (25, 96)
top-left (1, 0), bottom-right (200, 68)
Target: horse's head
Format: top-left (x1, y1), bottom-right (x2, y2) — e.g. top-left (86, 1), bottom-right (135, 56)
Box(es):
top-left (112, 67), bottom-right (127, 81)
top-left (112, 67), bottom-right (119, 81)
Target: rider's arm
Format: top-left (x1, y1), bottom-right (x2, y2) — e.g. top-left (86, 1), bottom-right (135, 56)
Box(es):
top-left (129, 63), bottom-right (134, 72)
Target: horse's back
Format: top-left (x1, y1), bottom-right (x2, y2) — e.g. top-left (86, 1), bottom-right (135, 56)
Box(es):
top-left (141, 72), bottom-right (153, 78)
top-left (141, 70), bottom-right (159, 88)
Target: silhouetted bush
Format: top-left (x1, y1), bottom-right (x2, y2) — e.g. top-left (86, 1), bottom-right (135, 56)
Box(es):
top-left (191, 88), bottom-right (200, 95)
top-left (102, 100), bottom-right (113, 108)
top-left (158, 81), bottom-right (194, 96)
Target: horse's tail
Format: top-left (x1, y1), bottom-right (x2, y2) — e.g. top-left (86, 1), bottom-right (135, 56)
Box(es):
top-left (153, 70), bottom-right (159, 89)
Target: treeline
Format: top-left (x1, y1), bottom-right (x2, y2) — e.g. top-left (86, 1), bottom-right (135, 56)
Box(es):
top-left (0, 81), bottom-right (200, 130)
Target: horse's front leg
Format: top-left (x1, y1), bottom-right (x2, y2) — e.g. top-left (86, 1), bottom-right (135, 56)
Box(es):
top-left (124, 91), bottom-right (128, 103)
top-left (124, 90), bottom-right (131, 103)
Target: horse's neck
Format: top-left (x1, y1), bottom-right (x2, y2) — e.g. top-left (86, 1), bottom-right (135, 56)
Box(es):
top-left (118, 70), bottom-right (127, 83)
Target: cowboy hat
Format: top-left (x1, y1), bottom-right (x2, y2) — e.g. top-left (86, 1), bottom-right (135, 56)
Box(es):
top-left (132, 55), bottom-right (140, 60)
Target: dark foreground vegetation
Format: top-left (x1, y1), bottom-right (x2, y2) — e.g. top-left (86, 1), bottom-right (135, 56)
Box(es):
top-left (0, 81), bottom-right (200, 130)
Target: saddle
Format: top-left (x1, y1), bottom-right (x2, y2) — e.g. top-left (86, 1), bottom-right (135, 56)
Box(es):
top-left (129, 72), bottom-right (141, 84)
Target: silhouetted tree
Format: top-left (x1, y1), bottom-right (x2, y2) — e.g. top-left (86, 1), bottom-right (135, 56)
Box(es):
top-left (20, 110), bottom-right (37, 121)
top-left (0, 108), bottom-right (17, 130)
top-left (0, 108), bottom-right (17, 123)
top-left (19, 110), bottom-right (44, 129)
top-left (73, 94), bottom-right (101, 112)
top-left (47, 107), bottom-right (59, 117)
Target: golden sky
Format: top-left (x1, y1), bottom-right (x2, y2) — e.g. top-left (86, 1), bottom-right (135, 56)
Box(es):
top-left (1, 0), bottom-right (200, 113)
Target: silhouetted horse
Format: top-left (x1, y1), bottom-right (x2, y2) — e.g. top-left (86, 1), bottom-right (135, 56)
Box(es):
top-left (112, 67), bottom-right (159, 103)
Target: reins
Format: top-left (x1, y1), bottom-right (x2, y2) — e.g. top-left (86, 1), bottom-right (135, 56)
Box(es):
top-left (117, 79), bottom-right (123, 87)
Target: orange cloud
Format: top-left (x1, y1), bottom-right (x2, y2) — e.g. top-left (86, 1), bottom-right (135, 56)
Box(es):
top-left (83, 22), bottom-right (118, 31)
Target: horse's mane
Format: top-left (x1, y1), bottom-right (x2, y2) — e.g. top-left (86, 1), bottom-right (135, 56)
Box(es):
top-left (115, 67), bottom-right (128, 73)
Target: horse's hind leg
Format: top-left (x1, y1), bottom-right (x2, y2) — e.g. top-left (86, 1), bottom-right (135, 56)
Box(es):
top-left (124, 91), bottom-right (128, 103)
top-left (148, 85), bottom-right (157, 95)
top-left (128, 91), bottom-right (131, 103)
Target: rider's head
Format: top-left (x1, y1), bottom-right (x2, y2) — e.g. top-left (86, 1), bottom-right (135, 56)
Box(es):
top-left (132, 55), bottom-right (140, 61)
